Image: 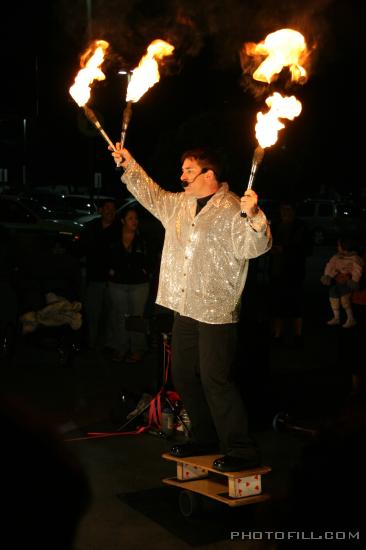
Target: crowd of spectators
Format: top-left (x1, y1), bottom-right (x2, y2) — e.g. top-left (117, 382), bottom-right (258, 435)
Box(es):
top-left (0, 195), bottom-right (365, 401)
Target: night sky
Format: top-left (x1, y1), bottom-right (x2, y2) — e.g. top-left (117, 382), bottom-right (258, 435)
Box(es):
top-left (0, 0), bottom-right (362, 200)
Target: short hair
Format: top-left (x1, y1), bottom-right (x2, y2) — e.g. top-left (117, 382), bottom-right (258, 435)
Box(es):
top-left (181, 147), bottom-right (225, 182)
top-left (99, 198), bottom-right (116, 209)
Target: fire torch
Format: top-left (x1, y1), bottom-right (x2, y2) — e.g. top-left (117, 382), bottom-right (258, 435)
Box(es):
top-left (116, 39), bottom-right (174, 166)
top-left (69, 40), bottom-right (116, 151)
top-left (240, 28), bottom-right (309, 217)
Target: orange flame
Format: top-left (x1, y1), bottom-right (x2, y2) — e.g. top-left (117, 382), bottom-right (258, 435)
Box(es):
top-left (243, 28), bottom-right (308, 149)
top-left (126, 39), bottom-right (174, 102)
top-left (69, 40), bottom-right (109, 106)
top-left (246, 28), bottom-right (307, 84)
top-left (255, 92), bottom-right (302, 148)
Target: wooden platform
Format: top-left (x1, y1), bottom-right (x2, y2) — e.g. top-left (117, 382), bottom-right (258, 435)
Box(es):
top-left (162, 453), bottom-right (271, 507)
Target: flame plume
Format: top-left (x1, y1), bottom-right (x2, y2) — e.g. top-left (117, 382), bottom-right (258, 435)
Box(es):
top-left (241, 29), bottom-right (309, 215)
top-left (246, 28), bottom-right (307, 84)
top-left (126, 39), bottom-right (175, 103)
top-left (69, 40), bottom-right (116, 151)
top-left (69, 40), bottom-right (109, 107)
top-left (255, 92), bottom-right (302, 149)
top-left (119, 39), bottom-right (174, 154)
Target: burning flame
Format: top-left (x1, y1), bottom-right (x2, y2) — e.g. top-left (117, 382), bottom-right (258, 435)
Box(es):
top-left (126, 39), bottom-right (174, 102)
top-left (244, 29), bottom-right (307, 149)
top-left (255, 92), bottom-right (302, 148)
top-left (69, 40), bottom-right (109, 106)
top-left (246, 28), bottom-right (307, 84)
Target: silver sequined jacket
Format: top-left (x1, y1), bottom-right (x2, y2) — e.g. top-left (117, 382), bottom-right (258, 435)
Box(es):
top-left (121, 159), bottom-right (272, 324)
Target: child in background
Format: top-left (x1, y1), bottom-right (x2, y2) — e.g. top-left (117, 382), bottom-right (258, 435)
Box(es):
top-left (321, 236), bottom-right (364, 328)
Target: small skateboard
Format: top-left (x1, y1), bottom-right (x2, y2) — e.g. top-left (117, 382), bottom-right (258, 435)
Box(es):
top-left (162, 452), bottom-right (271, 517)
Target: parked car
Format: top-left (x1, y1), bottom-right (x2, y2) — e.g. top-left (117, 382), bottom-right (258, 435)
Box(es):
top-left (0, 195), bottom-right (83, 255)
top-left (62, 194), bottom-right (99, 216)
top-left (18, 190), bottom-right (76, 221)
top-left (80, 195), bottom-right (163, 234)
top-left (63, 194), bottom-right (118, 223)
top-left (296, 198), bottom-right (366, 245)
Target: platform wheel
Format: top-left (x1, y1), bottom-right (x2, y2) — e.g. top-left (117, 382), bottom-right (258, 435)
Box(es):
top-left (272, 411), bottom-right (288, 432)
top-left (178, 490), bottom-right (203, 518)
top-left (0, 322), bottom-right (17, 363)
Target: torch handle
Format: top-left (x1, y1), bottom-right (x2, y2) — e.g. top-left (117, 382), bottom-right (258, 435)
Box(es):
top-left (83, 106), bottom-right (116, 151)
top-left (98, 127), bottom-right (117, 151)
top-left (240, 178), bottom-right (256, 218)
top-left (240, 146), bottom-right (264, 218)
top-left (120, 101), bottom-right (133, 149)
top-left (117, 101), bottom-right (133, 168)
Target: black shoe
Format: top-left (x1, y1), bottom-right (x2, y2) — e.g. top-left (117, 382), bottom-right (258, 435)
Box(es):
top-left (272, 336), bottom-right (284, 347)
top-left (169, 442), bottom-right (218, 458)
top-left (291, 335), bottom-right (304, 350)
top-left (212, 454), bottom-right (261, 472)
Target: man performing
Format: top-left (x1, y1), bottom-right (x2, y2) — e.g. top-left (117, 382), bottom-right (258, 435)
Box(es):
top-left (112, 145), bottom-right (272, 471)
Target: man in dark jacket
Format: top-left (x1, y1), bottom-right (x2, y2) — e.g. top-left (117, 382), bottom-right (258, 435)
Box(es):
top-left (79, 199), bottom-right (119, 350)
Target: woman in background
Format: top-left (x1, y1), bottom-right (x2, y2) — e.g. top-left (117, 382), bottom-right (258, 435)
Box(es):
top-left (108, 207), bottom-right (150, 363)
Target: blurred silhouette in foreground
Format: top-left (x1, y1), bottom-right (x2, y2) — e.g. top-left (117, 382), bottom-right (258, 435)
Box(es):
top-left (1, 397), bottom-right (91, 549)
top-left (279, 400), bottom-right (366, 546)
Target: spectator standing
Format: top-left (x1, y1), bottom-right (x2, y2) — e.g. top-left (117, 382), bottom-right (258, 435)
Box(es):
top-left (269, 199), bottom-right (312, 347)
top-left (321, 236), bottom-right (364, 328)
top-left (0, 226), bottom-right (18, 360)
top-left (79, 199), bottom-right (119, 350)
top-left (108, 207), bottom-right (150, 363)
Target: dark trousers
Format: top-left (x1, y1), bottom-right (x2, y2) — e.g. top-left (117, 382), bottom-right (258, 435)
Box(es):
top-left (171, 314), bottom-right (254, 456)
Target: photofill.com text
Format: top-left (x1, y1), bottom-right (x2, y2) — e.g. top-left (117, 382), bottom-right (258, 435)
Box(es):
top-left (230, 531), bottom-right (360, 541)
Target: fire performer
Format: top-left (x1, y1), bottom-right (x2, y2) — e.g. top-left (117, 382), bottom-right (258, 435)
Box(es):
top-left (110, 144), bottom-right (272, 471)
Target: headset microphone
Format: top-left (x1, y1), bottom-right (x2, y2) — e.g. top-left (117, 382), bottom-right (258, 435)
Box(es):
top-left (181, 167), bottom-right (209, 189)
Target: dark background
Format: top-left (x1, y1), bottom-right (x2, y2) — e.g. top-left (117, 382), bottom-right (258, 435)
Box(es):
top-left (0, 0), bottom-right (362, 200)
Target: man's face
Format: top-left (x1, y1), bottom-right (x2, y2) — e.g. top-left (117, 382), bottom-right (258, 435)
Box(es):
top-left (180, 158), bottom-right (210, 198)
top-left (100, 202), bottom-right (116, 224)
